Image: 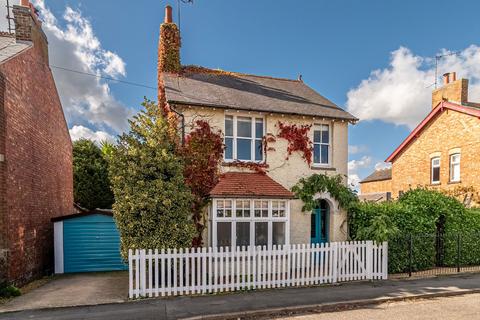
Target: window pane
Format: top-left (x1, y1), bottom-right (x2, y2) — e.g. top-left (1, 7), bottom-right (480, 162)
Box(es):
top-left (225, 116), bottom-right (233, 136)
top-left (225, 137), bottom-right (233, 160)
top-left (320, 209), bottom-right (328, 239)
top-left (255, 222), bottom-right (268, 246)
top-left (217, 200), bottom-right (224, 217)
top-left (314, 130), bottom-right (321, 143)
top-left (254, 200), bottom-right (268, 217)
top-left (225, 200), bottom-right (232, 217)
top-left (321, 145), bottom-right (329, 164)
top-left (236, 222), bottom-right (250, 247)
top-left (432, 167), bottom-right (440, 182)
top-left (255, 140), bottom-right (263, 161)
top-left (255, 118), bottom-right (263, 139)
top-left (321, 125), bottom-right (329, 144)
top-left (314, 144), bottom-right (320, 164)
top-left (217, 222), bottom-right (231, 247)
top-left (237, 117), bottom-right (252, 137)
top-left (452, 164), bottom-right (460, 181)
top-left (237, 138), bottom-right (252, 160)
top-left (273, 222), bottom-right (285, 246)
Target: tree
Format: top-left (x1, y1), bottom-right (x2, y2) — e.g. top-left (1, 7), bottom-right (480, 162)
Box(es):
top-left (73, 139), bottom-right (114, 210)
top-left (109, 99), bottom-right (195, 258)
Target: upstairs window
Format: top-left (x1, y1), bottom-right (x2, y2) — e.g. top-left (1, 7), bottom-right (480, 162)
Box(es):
top-left (224, 115), bottom-right (264, 162)
top-left (450, 154), bottom-right (461, 182)
top-left (431, 157), bottom-right (440, 184)
top-left (313, 124), bottom-right (330, 165)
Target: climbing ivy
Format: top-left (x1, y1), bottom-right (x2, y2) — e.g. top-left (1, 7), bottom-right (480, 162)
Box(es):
top-left (291, 173), bottom-right (358, 212)
top-left (276, 121), bottom-right (313, 165)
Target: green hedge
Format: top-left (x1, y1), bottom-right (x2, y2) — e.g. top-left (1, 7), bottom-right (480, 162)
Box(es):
top-left (349, 188), bottom-right (480, 273)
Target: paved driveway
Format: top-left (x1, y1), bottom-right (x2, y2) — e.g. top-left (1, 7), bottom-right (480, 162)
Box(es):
top-left (0, 271), bottom-right (128, 313)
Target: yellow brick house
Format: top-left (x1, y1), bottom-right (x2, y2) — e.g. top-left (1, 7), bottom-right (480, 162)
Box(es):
top-left (157, 6), bottom-right (357, 247)
top-left (360, 72), bottom-right (480, 205)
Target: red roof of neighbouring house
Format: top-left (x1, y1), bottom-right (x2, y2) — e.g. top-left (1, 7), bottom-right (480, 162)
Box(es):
top-left (210, 172), bottom-right (294, 198)
top-left (385, 101), bottom-right (480, 162)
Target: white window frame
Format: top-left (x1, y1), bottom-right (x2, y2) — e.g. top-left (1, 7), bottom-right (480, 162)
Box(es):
top-left (211, 198), bottom-right (290, 248)
top-left (312, 123), bottom-right (331, 166)
top-left (449, 153), bottom-right (461, 182)
top-left (431, 157), bottom-right (440, 184)
top-left (224, 113), bottom-right (265, 163)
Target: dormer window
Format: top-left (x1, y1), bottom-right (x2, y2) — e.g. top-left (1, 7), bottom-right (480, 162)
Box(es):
top-left (224, 115), bottom-right (264, 162)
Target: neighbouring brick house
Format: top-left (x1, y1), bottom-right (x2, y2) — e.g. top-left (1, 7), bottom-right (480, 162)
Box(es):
top-left (158, 6), bottom-right (357, 247)
top-left (360, 72), bottom-right (480, 206)
top-left (0, 1), bottom-right (73, 285)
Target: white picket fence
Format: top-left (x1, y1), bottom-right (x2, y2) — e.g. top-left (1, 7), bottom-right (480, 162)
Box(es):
top-left (128, 241), bottom-right (388, 299)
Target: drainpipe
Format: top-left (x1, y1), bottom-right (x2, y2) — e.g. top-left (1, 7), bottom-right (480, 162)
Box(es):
top-left (170, 104), bottom-right (185, 145)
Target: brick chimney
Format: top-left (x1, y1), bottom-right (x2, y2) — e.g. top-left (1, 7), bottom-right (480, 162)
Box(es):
top-left (12, 1), bottom-right (49, 63)
top-left (431, 72), bottom-right (468, 109)
top-left (158, 5), bottom-right (181, 74)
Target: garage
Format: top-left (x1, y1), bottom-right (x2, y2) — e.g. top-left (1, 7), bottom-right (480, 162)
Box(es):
top-left (53, 209), bottom-right (127, 273)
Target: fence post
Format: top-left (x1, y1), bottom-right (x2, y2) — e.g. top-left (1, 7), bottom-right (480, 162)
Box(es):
top-left (366, 241), bottom-right (373, 280)
top-left (456, 233), bottom-right (461, 273)
top-left (332, 242), bottom-right (338, 283)
top-left (382, 242), bottom-right (388, 279)
top-left (128, 249), bottom-right (133, 299)
top-left (408, 234), bottom-right (413, 277)
top-left (140, 249), bottom-right (146, 297)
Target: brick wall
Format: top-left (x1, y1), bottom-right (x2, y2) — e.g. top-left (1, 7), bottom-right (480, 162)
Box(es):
top-left (360, 178), bottom-right (392, 195)
top-left (0, 42), bottom-right (73, 285)
top-left (391, 109), bottom-right (480, 199)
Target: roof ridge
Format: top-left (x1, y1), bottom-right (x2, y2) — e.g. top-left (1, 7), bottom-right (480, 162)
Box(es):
top-left (180, 65), bottom-right (301, 82)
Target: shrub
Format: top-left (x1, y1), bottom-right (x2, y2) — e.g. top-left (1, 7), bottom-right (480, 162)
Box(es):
top-left (73, 139), bottom-right (114, 210)
top-left (0, 285), bottom-right (21, 298)
top-left (109, 99), bottom-right (196, 259)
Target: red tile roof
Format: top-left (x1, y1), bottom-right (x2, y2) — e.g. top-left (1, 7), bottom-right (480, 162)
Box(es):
top-left (210, 172), bottom-right (294, 198)
top-left (386, 101), bottom-right (480, 162)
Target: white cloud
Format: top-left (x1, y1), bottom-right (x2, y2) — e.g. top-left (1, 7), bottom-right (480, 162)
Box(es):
top-left (374, 162), bottom-right (392, 171)
top-left (33, 0), bottom-right (134, 134)
top-left (348, 145), bottom-right (368, 155)
top-left (348, 156), bottom-right (373, 188)
top-left (69, 125), bottom-right (115, 144)
top-left (346, 46), bottom-right (480, 129)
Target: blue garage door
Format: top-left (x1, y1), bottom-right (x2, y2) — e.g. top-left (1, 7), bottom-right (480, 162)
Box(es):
top-left (63, 214), bottom-right (127, 273)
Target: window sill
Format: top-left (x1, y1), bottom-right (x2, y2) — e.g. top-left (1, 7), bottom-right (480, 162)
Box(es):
top-left (222, 161), bottom-right (266, 166)
top-left (311, 165), bottom-right (336, 171)
top-left (429, 182), bottom-right (441, 186)
top-left (448, 180), bottom-right (461, 185)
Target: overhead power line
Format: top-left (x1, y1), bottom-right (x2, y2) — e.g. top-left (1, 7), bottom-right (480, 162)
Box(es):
top-left (50, 65), bottom-right (157, 90)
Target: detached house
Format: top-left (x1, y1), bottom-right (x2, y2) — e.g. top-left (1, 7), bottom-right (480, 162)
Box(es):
top-left (157, 6), bottom-right (356, 248)
top-left (360, 72), bottom-right (480, 205)
top-left (0, 1), bottom-right (73, 285)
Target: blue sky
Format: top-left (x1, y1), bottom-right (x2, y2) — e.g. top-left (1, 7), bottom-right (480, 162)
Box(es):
top-left (33, 0), bottom-right (480, 186)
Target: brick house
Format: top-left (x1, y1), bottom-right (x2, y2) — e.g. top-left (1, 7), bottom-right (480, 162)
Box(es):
top-left (158, 6), bottom-right (357, 247)
top-left (0, 1), bottom-right (73, 285)
top-left (360, 72), bottom-right (480, 205)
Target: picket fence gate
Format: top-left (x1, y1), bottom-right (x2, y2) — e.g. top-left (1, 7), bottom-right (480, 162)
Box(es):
top-left (129, 241), bottom-right (388, 298)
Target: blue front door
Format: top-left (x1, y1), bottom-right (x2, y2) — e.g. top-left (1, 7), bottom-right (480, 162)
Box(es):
top-left (310, 200), bottom-right (329, 244)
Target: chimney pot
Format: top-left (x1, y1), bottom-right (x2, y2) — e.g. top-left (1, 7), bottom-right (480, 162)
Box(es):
top-left (443, 73), bottom-right (450, 85)
top-left (451, 72), bottom-right (456, 82)
top-left (165, 5), bottom-right (173, 23)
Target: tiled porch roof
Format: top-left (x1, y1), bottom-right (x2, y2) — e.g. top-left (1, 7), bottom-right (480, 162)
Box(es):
top-left (210, 172), bottom-right (294, 199)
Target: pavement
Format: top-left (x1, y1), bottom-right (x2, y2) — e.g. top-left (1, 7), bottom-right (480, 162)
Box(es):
top-left (275, 293), bottom-right (480, 320)
top-left (0, 271), bottom-right (128, 313)
top-left (0, 272), bottom-right (479, 320)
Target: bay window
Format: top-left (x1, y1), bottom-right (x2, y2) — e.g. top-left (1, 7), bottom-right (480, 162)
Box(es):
top-left (212, 199), bottom-right (290, 248)
top-left (449, 153), bottom-right (461, 182)
top-left (224, 115), bottom-right (264, 162)
top-left (313, 124), bottom-right (330, 165)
